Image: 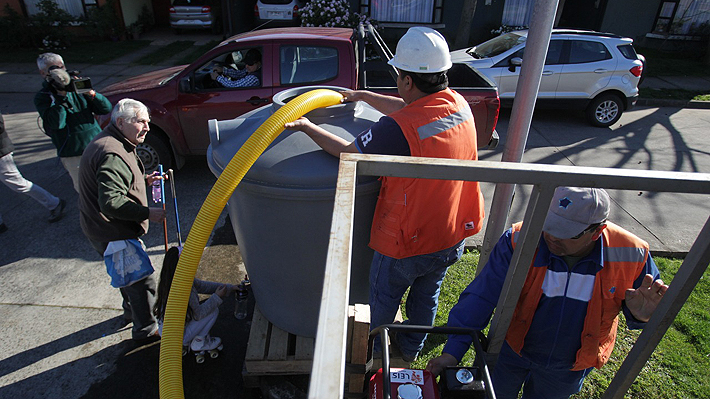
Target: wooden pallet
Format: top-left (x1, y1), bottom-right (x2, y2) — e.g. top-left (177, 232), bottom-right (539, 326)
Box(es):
top-left (344, 303), bottom-right (371, 395)
top-left (244, 305), bottom-right (315, 377)
top-left (243, 304), bottom-right (372, 395)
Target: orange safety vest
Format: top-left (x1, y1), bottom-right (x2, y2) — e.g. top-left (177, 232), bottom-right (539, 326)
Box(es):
top-left (506, 221), bottom-right (649, 370)
top-left (369, 88), bottom-right (485, 259)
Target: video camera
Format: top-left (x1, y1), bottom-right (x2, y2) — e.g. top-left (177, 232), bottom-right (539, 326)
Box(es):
top-left (47, 65), bottom-right (93, 94)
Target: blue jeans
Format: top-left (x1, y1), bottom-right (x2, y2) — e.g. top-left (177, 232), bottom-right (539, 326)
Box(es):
top-left (369, 240), bottom-right (465, 358)
top-left (492, 341), bottom-right (593, 399)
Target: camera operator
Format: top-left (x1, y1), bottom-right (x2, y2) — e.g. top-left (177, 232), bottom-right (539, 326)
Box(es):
top-left (34, 52), bottom-right (112, 193)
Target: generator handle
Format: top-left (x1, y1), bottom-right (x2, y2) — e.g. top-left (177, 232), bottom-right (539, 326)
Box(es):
top-left (369, 324), bottom-right (496, 399)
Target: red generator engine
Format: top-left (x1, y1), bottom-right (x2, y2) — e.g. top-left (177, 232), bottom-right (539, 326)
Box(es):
top-left (367, 324), bottom-right (495, 399)
top-left (369, 367), bottom-right (440, 399)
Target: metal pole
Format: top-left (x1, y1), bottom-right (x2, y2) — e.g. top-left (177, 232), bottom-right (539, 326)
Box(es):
top-left (478, 0), bottom-right (560, 274)
top-left (486, 184), bottom-right (555, 357)
top-left (159, 164), bottom-right (168, 253)
top-left (167, 169), bottom-right (182, 247)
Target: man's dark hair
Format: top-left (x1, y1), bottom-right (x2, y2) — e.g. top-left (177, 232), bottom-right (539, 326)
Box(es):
top-left (398, 69), bottom-right (448, 93)
top-left (244, 48), bottom-right (262, 66)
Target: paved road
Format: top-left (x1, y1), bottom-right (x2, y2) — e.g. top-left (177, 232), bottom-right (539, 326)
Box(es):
top-left (469, 105), bottom-right (710, 256)
top-left (1, 34), bottom-right (710, 397)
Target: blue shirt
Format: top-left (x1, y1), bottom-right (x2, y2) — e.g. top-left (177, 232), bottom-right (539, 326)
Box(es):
top-left (216, 67), bottom-right (260, 88)
top-left (444, 227), bottom-right (659, 369)
top-left (354, 116), bottom-right (410, 156)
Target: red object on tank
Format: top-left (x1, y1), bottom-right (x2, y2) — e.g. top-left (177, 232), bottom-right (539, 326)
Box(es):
top-left (369, 368), bottom-right (440, 399)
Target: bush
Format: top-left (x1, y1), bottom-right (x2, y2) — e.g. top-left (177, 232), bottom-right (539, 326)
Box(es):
top-left (136, 4), bottom-right (154, 32)
top-left (0, 5), bottom-right (32, 48)
top-left (30, 0), bottom-right (76, 49)
top-left (490, 24), bottom-right (528, 36)
top-left (300, 0), bottom-right (372, 28)
top-left (83, 0), bottom-right (124, 40)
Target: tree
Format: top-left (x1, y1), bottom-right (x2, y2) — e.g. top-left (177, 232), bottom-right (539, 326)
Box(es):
top-left (454, 0), bottom-right (478, 50)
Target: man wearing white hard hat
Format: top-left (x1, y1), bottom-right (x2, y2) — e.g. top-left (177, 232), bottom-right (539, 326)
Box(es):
top-left (285, 27), bottom-right (485, 363)
top-left (426, 186), bottom-right (669, 399)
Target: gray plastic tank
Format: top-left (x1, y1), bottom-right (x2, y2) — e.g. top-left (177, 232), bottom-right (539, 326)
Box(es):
top-left (207, 86), bottom-right (384, 337)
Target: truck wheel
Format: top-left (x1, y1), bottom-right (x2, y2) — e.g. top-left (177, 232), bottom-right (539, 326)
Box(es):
top-left (586, 94), bottom-right (623, 127)
top-left (137, 134), bottom-right (172, 173)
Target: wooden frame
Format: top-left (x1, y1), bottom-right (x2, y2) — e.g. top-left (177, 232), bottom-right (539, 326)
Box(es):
top-left (307, 152), bottom-right (710, 399)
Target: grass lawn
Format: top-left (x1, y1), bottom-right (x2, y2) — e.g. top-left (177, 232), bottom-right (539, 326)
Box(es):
top-left (640, 87), bottom-right (710, 102)
top-left (2, 40), bottom-right (151, 64)
top-left (637, 46), bottom-right (708, 78)
top-left (636, 46), bottom-right (710, 101)
top-left (135, 40), bottom-right (194, 65)
top-left (174, 40), bottom-right (221, 66)
top-left (407, 251), bottom-right (710, 399)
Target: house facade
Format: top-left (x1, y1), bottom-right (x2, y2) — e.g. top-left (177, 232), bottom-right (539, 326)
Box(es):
top-left (351, 0), bottom-right (708, 48)
top-left (3, 0), bottom-right (708, 49)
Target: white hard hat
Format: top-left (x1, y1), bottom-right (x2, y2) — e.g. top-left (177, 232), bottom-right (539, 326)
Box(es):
top-left (388, 26), bottom-right (452, 73)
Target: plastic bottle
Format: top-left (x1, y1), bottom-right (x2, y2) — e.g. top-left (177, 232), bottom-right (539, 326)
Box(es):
top-left (234, 276), bottom-right (249, 319)
top-left (151, 172), bottom-right (162, 204)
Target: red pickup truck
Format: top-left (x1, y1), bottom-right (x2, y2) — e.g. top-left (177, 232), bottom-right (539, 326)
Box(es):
top-left (102, 24), bottom-right (500, 171)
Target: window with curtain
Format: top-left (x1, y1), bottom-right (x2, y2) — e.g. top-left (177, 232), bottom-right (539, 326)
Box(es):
top-left (671, 0), bottom-right (710, 34)
top-left (654, 0), bottom-right (710, 34)
top-left (501, 0), bottom-right (534, 26)
top-left (25, 0), bottom-right (85, 17)
top-left (369, 0), bottom-right (434, 23)
top-left (654, 1), bottom-right (679, 32)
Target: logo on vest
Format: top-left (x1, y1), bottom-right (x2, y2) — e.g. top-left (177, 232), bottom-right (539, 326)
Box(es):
top-left (609, 286), bottom-right (616, 294)
top-left (360, 129), bottom-right (373, 147)
top-left (464, 221), bottom-right (476, 230)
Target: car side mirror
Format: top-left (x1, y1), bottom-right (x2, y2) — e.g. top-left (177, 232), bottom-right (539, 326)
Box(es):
top-left (179, 76), bottom-right (193, 93)
top-left (508, 57), bottom-right (522, 72)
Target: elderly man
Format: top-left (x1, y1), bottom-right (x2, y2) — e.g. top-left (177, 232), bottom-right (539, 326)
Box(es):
top-left (79, 98), bottom-right (166, 343)
top-left (426, 186), bottom-right (668, 399)
top-left (284, 27), bottom-right (485, 363)
top-left (34, 52), bottom-right (112, 192)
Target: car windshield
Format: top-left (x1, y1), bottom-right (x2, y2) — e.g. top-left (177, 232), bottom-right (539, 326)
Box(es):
top-left (467, 32), bottom-right (527, 59)
top-left (160, 69), bottom-right (183, 85)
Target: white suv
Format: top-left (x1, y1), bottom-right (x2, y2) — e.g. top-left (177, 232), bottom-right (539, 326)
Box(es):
top-left (450, 29), bottom-right (644, 127)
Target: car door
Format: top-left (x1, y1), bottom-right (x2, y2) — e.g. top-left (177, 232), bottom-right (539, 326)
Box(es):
top-left (175, 43), bottom-right (274, 154)
top-left (492, 40), bottom-right (564, 100)
top-left (556, 39), bottom-right (617, 99)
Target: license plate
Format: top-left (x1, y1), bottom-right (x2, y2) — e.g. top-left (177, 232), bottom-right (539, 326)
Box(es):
top-left (267, 10), bottom-right (286, 19)
top-left (390, 369), bottom-right (424, 385)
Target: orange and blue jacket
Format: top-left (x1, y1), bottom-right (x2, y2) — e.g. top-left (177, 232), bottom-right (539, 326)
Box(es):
top-left (444, 222), bottom-right (659, 370)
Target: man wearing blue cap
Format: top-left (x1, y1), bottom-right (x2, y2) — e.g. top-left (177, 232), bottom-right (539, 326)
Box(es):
top-left (426, 186), bottom-right (668, 399)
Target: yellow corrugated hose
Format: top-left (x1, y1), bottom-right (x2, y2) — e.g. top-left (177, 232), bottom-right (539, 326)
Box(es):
top-left (158, 89), bottom-right (344, 399)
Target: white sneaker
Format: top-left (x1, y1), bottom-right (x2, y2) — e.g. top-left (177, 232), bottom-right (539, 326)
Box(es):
top-left (190, 335), bottom-right (222, 352)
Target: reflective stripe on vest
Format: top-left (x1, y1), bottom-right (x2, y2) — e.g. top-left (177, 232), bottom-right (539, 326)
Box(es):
top-left (417, 107), bottom-right (473, 140)
top-left (506, 221), bottom-right (649, 370)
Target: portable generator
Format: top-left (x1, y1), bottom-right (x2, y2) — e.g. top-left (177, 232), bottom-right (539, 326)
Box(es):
top-left (367, 325), bottom-right (496, 399)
